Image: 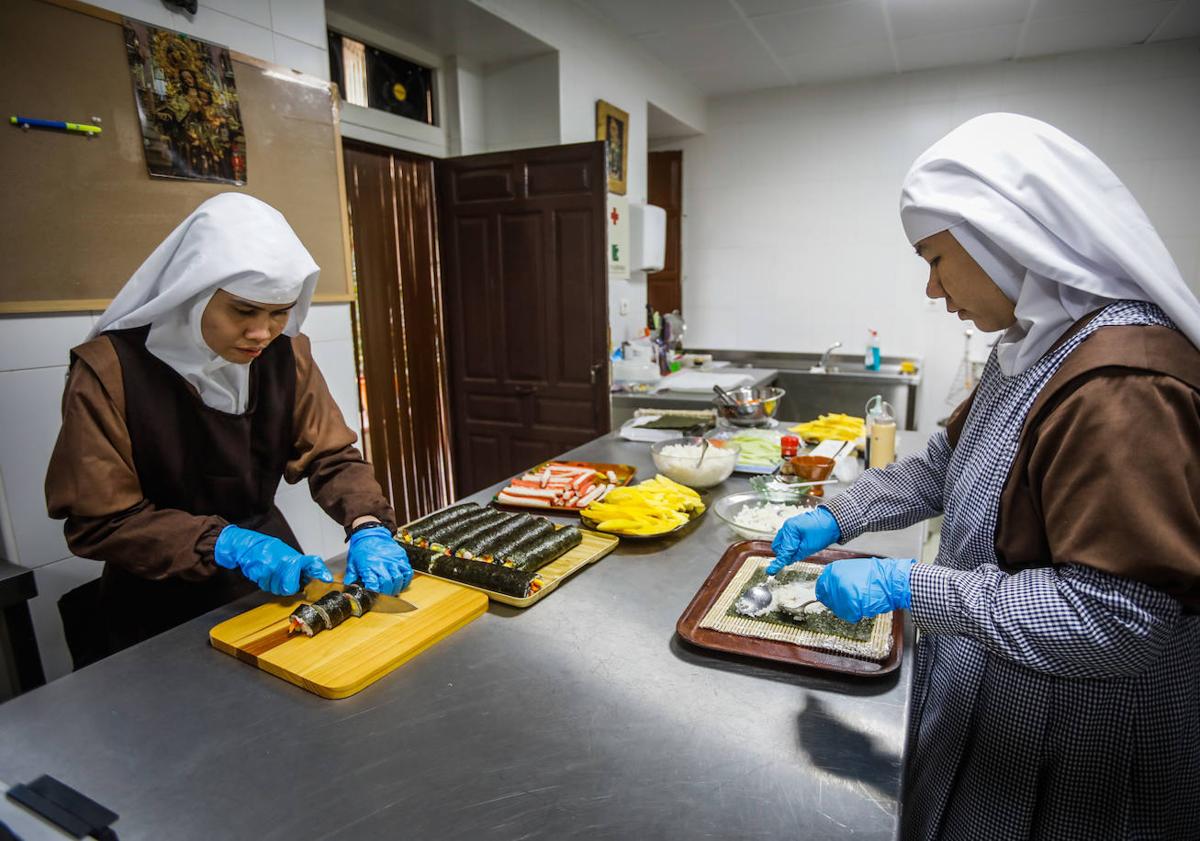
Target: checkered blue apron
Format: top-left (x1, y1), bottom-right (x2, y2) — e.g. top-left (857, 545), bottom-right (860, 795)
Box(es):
top-left (828, 301), bottom-right (1200, 839)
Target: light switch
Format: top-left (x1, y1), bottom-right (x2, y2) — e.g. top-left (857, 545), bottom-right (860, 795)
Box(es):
top-left (619, 298), bottom-right (630, 316)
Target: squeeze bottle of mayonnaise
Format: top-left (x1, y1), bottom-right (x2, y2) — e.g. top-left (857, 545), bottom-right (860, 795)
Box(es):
top-left (866, 399), bottom-right (897, 469)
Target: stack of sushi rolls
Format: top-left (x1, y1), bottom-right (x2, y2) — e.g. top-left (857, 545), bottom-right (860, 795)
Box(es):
top-left (397, 502), bottom-right (591, 596)
top-left (288, 583), bottom-right (378, 637)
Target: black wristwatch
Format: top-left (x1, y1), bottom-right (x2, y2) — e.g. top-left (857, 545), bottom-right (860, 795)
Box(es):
top-left (345, 519), bottom-right (390, 541)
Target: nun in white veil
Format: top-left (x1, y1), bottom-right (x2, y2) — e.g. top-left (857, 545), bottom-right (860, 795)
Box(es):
top-left (770, 114), bottom-right (1200, 838)
top-left (47, 193), bottom-right (409, 662)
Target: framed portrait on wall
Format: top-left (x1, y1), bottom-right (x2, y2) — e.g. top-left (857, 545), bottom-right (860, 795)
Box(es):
top-left (596, 99), bottom-right (628, 195)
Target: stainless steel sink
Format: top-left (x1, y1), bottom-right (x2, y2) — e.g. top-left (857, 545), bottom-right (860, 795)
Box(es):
top-left (685, 348), bottom-right (922, 429)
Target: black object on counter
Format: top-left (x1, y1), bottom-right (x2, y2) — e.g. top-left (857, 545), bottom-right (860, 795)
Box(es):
top-left (428, 555), bottom-right (540, 599)
top-left (6, 774), bottom-right (119, 840)
top-left (505, 526), bottom-right (583, 572)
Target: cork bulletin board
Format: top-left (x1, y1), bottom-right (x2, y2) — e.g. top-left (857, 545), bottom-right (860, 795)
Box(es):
top-left (0, 0), bottom-right (354, 313)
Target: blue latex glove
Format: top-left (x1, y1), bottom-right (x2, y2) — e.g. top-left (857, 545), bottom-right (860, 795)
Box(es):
top-left (345, 526), bottom-right (412, 596)
top-left (766, 506), bottom-right (842, 574)
top-left (213, 525), bottom-right (333, 596)
top-left (815, 557), bottom-right (915, 623)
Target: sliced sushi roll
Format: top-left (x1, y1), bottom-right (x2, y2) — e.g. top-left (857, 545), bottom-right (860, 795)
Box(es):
top-left (400, 502), bottom-right (479, 543)
top-left (405, 543), bottom-right (440, 573)
top-left (477, 518), bottom-right (556, 563)
top-left (343, 583), bottom-right (378, 617)
top-left (455, 513), bottom-right (535, 559)
top-left (314, 590), bottom-right (353, 628)
top-left (428, 555), bottom-right (543, 599)
top-left (504, 526), bottom-right (582, 572)
top-left (288, 603), bottom-right (326, 637)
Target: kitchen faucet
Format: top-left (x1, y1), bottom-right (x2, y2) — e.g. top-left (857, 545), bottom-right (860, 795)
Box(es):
top-left (815, 341), bottom-right (843, 372)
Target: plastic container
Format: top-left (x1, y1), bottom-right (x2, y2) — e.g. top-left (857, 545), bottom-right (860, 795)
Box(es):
top-left (865, 329), bottom-right (881, 371)
top-left (650, 437), bottom-right (739, 489)
top-left (865, 395), bottom-right (897, 469)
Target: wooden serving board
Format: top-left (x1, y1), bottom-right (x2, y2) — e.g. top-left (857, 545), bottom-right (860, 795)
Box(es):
top-left (209, 577), bottom-right (488, 699)
top-left (676, 541), bottom-right (903, 677)
top-left (413, 526), bottom-right (620, 608)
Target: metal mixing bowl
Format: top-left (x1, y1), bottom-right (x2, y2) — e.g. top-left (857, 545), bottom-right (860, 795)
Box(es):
top-left (712, 385), bottom-right (786, 427)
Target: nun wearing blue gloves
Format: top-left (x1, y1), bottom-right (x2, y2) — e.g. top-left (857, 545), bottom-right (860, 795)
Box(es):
top-left (770, 114), bottom-right (1200, 839)
top-left (47, 194), bottom-right (411, 660)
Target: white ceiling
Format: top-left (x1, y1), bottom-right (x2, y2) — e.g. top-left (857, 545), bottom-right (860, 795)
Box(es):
top-left (577, 0), bottom-right (1200, 95)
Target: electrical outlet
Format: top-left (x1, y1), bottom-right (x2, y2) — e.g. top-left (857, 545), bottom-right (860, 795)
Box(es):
top-left (619, 298), bottom-right (630, 316)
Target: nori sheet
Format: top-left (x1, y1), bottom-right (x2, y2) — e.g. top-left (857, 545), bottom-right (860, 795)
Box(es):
top-left (727, 567), bottom-right (876, 642)
top-left (401, 502), bottom-right (478, 537)
top-left (506, 526), bottom-right (582, 572)
top-left (480, 519), bottom-right (556, 561)
top-left (404, 543), bottom-right (441, 573)
top-left (456, 513), bottom-right (536, 558)
top-left (639, 414), bottom-right (714, 430)
top-left (429, 555), bottom-right (538, 598)
top-left (343, 583), bottom-right (377, 617)
top-left (418, 507), bottom-right (498, 546)
top-left (314, 591), bottom-right (353, 629)
top-left (433, 509), bottom-right (513, 552)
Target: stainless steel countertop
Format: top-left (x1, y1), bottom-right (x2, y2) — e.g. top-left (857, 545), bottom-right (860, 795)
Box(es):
top-left (611, 367), bottom-right (779, 404)
top-left (0, 433), bottom-right (923, 841)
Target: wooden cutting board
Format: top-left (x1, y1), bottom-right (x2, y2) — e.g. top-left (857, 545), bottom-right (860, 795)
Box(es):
top-left (209, 575), bottom-right (488, 699)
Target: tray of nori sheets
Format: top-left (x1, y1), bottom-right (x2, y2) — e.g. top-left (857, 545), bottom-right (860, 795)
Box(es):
top-left (398, 502), bottom-right (619, 608)
top-left (675, 541), bottom-right (903, 677)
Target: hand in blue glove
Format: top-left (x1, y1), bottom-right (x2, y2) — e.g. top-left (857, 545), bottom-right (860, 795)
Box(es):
top-left (345, 526), bottom-right (412, 596)
top-left (815, 557), bottom-right (915, 623)
top-left (766, 506), bottom-right (842, 574)
top-left (213, 525), bottom-right (333, 596)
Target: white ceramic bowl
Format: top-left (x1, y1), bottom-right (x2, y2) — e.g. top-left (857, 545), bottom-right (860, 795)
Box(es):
top-left (649, 436), bottom-right (740, 489)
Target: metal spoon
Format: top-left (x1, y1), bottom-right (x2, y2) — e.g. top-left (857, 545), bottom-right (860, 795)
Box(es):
top-left (735, 583), bottom-right (774, 616)
top-left (711, 384), bottom-right (738, 408)
top-left (695, 437), bottom-right (711, 467)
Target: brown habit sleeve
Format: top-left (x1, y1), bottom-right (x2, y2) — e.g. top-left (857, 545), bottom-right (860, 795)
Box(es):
top-left (285, 334), bottom-right (396, 533)
top-left (44, 338), bottom-right (226, 580)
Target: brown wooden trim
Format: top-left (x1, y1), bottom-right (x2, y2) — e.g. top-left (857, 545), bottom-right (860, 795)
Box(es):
top-left (38, 0), bottom-right (121, 25)
top-left (0, 299), bottom-right (111, 314)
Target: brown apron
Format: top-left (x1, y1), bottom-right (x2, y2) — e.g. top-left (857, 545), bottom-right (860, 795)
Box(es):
top-left (92, 324), bottom-right (298, 655)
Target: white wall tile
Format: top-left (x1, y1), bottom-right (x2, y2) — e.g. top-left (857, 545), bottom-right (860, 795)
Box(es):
top-left (202, 0), bottom-right (271, 29)
top-left (269, 0), bottom-right (327, 49)
top-left (0, 367), bottom-right (73, 567)
top-left (272, 34), bottom-right (329, 80)
top-left (0, 314), bottom-right (92, 372)
top-left (301, 302), bottom-right (353, 344)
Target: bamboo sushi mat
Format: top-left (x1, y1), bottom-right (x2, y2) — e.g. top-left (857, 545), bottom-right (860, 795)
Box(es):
top-left (699, 556), bottom-right (893, 660)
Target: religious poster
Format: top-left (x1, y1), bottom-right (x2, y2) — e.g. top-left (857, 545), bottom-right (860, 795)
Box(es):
top-left (596, 99), bottom-right (628, 195)
top-left (607, 194), bottom-right (629, 279)
top-left (123, 20), bottom-right (246, 184)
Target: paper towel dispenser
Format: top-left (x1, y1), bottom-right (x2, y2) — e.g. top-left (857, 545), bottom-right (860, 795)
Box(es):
top-left (630, 203), bottom-right (666, 273)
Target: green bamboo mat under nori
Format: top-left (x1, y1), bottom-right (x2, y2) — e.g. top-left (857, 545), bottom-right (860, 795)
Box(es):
top-left (506, 526), bottom-right (583, 571)
top-left (728, 568), bottom-right (876, 642)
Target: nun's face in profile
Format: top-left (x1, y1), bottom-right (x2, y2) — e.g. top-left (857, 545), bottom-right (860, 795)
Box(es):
top-left (916, 230), bottom-right (1017, 333)
top-left (201, 289), bottom-right (295, 363)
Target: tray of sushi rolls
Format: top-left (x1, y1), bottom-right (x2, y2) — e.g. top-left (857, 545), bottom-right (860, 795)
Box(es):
top-left (399, 501), bottom-right (620, 607)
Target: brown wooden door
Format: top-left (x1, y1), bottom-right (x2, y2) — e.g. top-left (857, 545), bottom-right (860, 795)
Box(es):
top-left (647, 150), bottom-right (682, 314)
top-left (436, 141), bottom-right (611, 494)
top-left (343, 140), bottom-right (456, 523)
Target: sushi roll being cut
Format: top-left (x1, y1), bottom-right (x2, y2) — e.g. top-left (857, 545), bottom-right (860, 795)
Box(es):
top-left (287, 585), bottom-right (378, 637)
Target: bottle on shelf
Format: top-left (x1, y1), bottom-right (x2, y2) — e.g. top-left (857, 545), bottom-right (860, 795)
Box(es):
top-left (864, 329), bottom-right (881, 371)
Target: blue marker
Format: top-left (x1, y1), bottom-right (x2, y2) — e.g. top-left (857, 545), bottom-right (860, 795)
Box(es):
top-left (10, 115), bottom-right (102, 135)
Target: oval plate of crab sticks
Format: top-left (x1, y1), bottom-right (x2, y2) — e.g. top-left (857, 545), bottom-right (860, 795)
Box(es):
top-left (493, 460), bottom-right (637, 513)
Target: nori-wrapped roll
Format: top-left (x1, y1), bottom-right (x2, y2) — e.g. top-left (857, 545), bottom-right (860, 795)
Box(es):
top-left (456, 513), bottom-right (536, 559)
top-left (343, 583), bottom-right (378, 617)
top-left (289, 603), bottom-right (326, 636)
top-left (505, 526), bottom-right (583, 572)
top-left (314, 590), bottom-right (353, 628)
top-left (400, 502), bottom-right (479, 542)
top-left (431, 509), bottom-right (513, 552)
top-left (417, 507), bottom-right (499, 547)
top-left (429, 555), bottom-right (541, 599)
top-left (478, 518), bottom-right (556, 562)
top-left (405, 543), bottom-right (440, 572)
